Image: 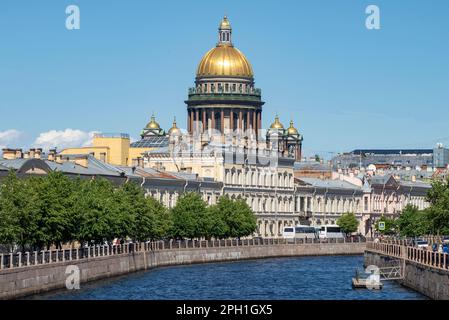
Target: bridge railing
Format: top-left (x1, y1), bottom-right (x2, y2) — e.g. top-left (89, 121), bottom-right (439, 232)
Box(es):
top-left (0, 237), bottom-right (366, 272)
top-left (366, 242), bottom-right (449, 271)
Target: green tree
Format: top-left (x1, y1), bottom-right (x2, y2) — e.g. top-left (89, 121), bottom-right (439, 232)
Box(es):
top-left (206, 197), bottom-right (232, 239)
top-left (224, 197), bottom-right (258, 238)
top-left (171, 192), bottom-right (207, 239)
top-left (336, 212), bottom-right (359, 235)
top-left (71, 178), bottom-right (118, 245)
top-left (396, 205), bottom-right (430, 237)
top-left (121, 181), bottom-right (171, 241)
top-left (29, 172), bottom-right (75, 249)
top-left (425, 179), bottom-right (449, 235)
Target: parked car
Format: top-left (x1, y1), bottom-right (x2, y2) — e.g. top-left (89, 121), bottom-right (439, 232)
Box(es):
top-left (413, 239), bottom-right (429, 249)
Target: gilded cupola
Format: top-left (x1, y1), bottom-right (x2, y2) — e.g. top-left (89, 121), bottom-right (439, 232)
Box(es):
top-left (287, 120), bottom-right (299, 135)
top-left (270, 115), bottom-right (284, 130)
top-left (196, 16), bottom-right (254, 79)
top-left (146, 115), bottom-right (161, 130)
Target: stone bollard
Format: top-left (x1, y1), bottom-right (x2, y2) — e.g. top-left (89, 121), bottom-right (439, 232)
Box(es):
top-left (17, 252), bottom-right (22, 268)
top-left (170, 240), bottom-right (173, 250)
top-left (0, 254), bottom-right (3, 269)
top-left (26, 252), bottom-right (30, 266)
top-left (62, 249), bottom-right (65, 262)
top-left (34, 251), bottom-right (38, 265)
top-left (10, 253), bottom-right (14, 268)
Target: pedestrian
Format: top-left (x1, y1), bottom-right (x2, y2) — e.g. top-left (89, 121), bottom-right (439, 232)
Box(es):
top-left (443, 244), bottom-right (449, 254)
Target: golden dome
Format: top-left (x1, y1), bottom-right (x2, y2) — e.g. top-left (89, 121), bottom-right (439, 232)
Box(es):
top-left (168, 117), bottom-right (181, 135)
top-left (219, 16), bottom-right (231, 29)
top-left (196, 16), bottom-right (253, 78)
top-left (270, 115), bottom-right (284, 129)
top-left (146, 115), bottom-right (160, 129)
top-left (287, 120), bottom-right (298, 135)
top-left (197, 46), bottom-right (253, 78)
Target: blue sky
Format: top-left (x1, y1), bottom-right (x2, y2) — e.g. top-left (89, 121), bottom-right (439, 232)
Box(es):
top-left (0, 0), bottom-right (448, 158)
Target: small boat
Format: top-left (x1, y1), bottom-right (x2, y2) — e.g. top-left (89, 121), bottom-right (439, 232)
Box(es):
top-left (352, 269), bottom-right (383, 289)
top-left (352, 278), bottom-right (383, 290)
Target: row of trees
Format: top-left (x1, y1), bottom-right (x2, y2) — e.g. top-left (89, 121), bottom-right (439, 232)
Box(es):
top-left (375, 179), bottom-right (449, 237)
top-left (0, 171), bottom-right (257, 251)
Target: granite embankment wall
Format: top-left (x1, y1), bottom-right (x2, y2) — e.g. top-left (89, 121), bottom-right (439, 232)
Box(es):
top-left (365, 242), bottom-right (449, 300)
top-left (0, 240), bottom-right (366, 299)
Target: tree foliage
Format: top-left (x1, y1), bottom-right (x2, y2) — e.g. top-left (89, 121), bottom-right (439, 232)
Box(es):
top-left (336, 212), bottom-right (359, 235)
top-left (396, 205), bottom-right (430, 237)
top-left (0, 172), bottom-right (259, 249)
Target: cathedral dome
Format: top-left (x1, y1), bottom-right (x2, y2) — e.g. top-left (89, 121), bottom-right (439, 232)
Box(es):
top-left (287, 120), bottom-right (299, 135)
top-left (146, 115), bottom-right (160, 130)
top-left (270, 115), bottom-right (284, 129)
top-left (196, 46), bottom-right (253, 79)
top-left (196, 16), bottom-right (253, 79)
top-left (168, 118), bottom-right (181, 136)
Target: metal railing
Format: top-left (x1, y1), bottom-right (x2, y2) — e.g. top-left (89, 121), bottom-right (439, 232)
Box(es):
top-left (0, 237), bottom-right (367, 272)
top-left (366, 242), bottom-right (449, 271)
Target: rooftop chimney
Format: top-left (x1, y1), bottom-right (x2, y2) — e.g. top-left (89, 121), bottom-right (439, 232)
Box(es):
top-left (35, 148), bottom-right (42, 159)
top-left (47, 149), bottom-right (57, 162)
top-left (74, 156), bottom-right (89, 168)
top-left (2, 148), bottom-right (17, 160)
top-left (137, 157), bottom-right (144, 168)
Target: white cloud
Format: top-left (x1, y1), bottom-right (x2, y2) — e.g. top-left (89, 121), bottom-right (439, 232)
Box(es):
top-left (0, 129), bottom-right (23, 150)
top-left (33, 129), bottom-right (99, 151)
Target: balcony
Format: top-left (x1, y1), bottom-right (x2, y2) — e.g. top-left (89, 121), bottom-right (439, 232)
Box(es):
top-left (187, 87), bottom-right (263, 104)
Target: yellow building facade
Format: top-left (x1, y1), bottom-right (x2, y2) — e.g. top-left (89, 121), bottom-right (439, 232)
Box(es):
top-left (60, 133), bottom-right (157, 167)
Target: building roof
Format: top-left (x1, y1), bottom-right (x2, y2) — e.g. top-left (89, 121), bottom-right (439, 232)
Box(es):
top-left (130, 136), bottom-right (169, 148)
top-left (0, 158), bottom-right (29, 170)
top-left (351, 149), bottom-right (433, 155)
top-left (46, 155), bottom-right (124, 177)
top-left (294, 161), bottom-right (331, 171)
top-left (298, 177), bottom-right (361, 190)
top-left (398, 180), bottom-right (431, 189)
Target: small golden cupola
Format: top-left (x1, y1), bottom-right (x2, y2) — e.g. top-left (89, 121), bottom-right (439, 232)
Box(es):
top-left (146, 114), bottom-right (160, 129)
top-left (141, 114), bottom-right (165, 138)
top-left (287, 120), bottom-right (299, 135)
top-left (270, 115), bottom-right (284, 129)
top-left (168, 117), bottom-right (181, 136)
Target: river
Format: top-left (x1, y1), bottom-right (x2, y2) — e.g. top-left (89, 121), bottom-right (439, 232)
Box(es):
top-left (35, 255), bottom-right (425, 300)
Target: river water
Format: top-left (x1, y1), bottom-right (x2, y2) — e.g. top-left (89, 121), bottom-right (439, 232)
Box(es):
top-left (36, 255), bottom-right (425, 300)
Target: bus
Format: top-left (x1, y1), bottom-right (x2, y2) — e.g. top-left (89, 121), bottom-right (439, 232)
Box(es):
top-left (283, 226), bottom-right (318, 241)
top-left (318, 225), bottom-right (344, 239)
top-left (282, 226), bottom-right (296, 239)
top-left (294, 226), bottom-right (318, 239)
